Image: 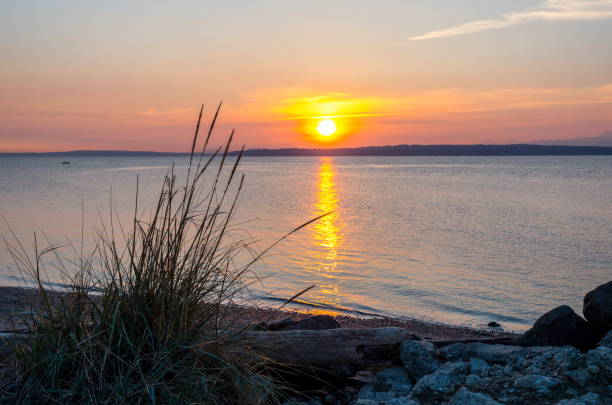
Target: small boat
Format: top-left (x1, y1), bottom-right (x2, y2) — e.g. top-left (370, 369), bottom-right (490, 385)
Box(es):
top-left (61, 161), bottom-right (71, 165)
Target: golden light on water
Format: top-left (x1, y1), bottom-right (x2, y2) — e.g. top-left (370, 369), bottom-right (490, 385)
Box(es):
top-left (310, 158), bottom-right (342, 313)
top-left (315, 159), bottom-right (340, 250)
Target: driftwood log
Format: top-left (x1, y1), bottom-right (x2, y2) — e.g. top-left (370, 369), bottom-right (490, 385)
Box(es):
top-left (1, 327), bottom-right (521, 367)
top-left (246, 327), bottom-right (419, 367)
top-left (245, 327), bottom-right (521, 367)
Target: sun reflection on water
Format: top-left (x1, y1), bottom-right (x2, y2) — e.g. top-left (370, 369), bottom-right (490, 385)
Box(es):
top-left (309, 158), bottom-right (343, 313)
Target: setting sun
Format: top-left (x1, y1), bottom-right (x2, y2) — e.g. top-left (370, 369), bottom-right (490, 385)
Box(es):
top-left (316, 119), bottom-right (337, 137)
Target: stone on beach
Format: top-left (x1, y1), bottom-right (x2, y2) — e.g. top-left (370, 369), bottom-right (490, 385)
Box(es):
top-left (399, 340), bottom-right (440, 379)
top-left (446, 387), bottom-right (502, 405)
top-left (254, 315), bottom-right (342, 332)
top-left (280, 315), bottom-right (341, 331)
top-left (441, 342), bottom-right (523, 364)
top-left (513, 374), bottom-right (562, 390)
top-left (583, 280), bottom-right (612, 331)
top-left (519, 305), bottom-right (601, 351)
top-left (555, 392), bottom-right (600, 405)
top-left (596, 330), bottom-right (612, 348)
top-left (410, 361), bottom-right (468, 402)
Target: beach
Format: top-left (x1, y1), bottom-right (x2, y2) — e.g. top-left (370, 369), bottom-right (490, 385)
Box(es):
top-left (0, 286), bottom-right (514, 341)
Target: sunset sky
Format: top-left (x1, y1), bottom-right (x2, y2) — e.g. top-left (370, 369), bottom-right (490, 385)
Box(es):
top-left (1, 0), bottom-right (612, 152)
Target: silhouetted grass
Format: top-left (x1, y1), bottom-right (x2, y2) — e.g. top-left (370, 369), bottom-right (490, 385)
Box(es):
top-left (1, 104), bottom-right (319, 404)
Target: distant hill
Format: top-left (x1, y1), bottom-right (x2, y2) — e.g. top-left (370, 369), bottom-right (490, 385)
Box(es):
top-left (236, 144), bottom-right (612, 156)
top-left (0, 150), bottom-right (189, 157)
top-left (529, 131), bottom-right (612, 147)
top-left (2, 144), bottom-right (612, 157)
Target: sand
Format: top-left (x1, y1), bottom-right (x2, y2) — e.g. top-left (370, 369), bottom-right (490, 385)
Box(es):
top-left (0, 286), bottom-right (517, 340)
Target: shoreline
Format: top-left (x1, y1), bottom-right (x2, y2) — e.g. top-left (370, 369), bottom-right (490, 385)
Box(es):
top-left (0, 286), bottom-right (517, 341)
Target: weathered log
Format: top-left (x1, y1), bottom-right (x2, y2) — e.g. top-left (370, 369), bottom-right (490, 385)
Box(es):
top-left (245, 327), bottom-right (419, 367)
top-left (1, 327), bottom-right (521, 367)
top-left (429, 336), bottom-right (522, 348)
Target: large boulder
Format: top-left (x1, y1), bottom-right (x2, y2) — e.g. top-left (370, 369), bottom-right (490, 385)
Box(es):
top-left (583, 280), bottom-right (612, 331)
top-left (519, 305), bottom-right (601, 351)
top-left (399, 340), bottom-right (440, 379)
top-left (280, 315), bottom-right (340, 331)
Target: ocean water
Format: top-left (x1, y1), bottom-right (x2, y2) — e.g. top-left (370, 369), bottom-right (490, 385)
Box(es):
top-left (0, 155), bottom-right (611, 330)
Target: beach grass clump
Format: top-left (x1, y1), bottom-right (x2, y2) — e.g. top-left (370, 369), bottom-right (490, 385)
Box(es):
top-left (1, 105), bottom-right (291, 404)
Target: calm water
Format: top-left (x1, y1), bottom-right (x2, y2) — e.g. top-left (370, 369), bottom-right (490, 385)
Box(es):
top-left (1, 155), bottom-right (611, 330)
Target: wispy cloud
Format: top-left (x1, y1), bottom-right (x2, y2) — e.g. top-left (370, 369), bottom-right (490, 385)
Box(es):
top-left (138, 107), bottom-right (195, 117)
top-left (410, 0), bottom-right (612, 40)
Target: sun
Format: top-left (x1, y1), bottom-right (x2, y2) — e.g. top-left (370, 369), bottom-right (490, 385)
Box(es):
top-left (316, 119), bottom-right (337, 137)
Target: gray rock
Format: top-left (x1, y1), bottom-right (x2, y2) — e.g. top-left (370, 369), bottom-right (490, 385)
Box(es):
top-left (519, 305), bottom-right (601, 351)
top-left (556, 392), bottom-right (600, 405)
top-left (375, 367), bottom-right (412, 391)
top-left (446, 387), bottom-right (502, 405)
top-left (587, 365), bottom-right (600, 375)
top-left (388, 399), bottom-right (420, 405)
top-left (513, 374), bottom-right (562, 390)
top-left (583, 280), bottom-right (612, 330)
top-left (597, 330), bottom-right (612, 348)
top-left (353, 400), bottom-right (378, 405)
top-left (565, 369), bottom-right (591, 387)
top-left (281, 315), bottom-right (340, 331)
top-left (469, 357), bottom-right (490, 373)
top-left (400, 340), bottom-right (440, 379)
top-left (411, 361), bottom-right (468, 402)
top-left (525, 346), bottom-right (585, 376)
top-left (357, 380), bottom-right (411, 403)
top-left (441, 342), bottom-right (523, 364)
top-left (565, 388), bottom-right (579, 397)
top-left (262, 317), bottom-right (296, 331)
top-left (282, 400), bottom-right (322, 405)
top-left (585, 346), bottom-right (612, 374)
top-left (464, 374), bottom-right (488, 389)
top-left (356, 384), bottom-right (373, 400)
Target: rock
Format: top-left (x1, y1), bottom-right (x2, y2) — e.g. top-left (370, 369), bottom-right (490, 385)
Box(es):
top-left (446, 387), bottom-right (502, 405)
top-left (400, 340), bottom-right (440, 379)
top-left (441, 342), bottom-right (523, 364)
top-left (388, 399), bottom-right (420, 405)
top-left (524, 346), bottom-right (585, 375)
top-left (353, 400), bottom-right (378, 405)
top-left (513, 374), bottom-right (562, 390)
top-left (375, 367), bottom-right (412, 394)
top-left (410, 361), bottom-right (468, 402)
top-left (281, 315), bottom-right (340, 331)
top-left (469, 357), bottom-right (490, 373)
top-left (322, 393), bottom-right (335, 405)
top-left (266, 317), bottom-right (298, 331)
top-left (464, 374), bottom-right (488, 389)
top-left (583, 280), bottom-right (612, 330)
top-left (556, 392), bottom-right (600, 405)
top-left (565, 369), bottom-right (590, 387)
top-left (584, 346), bottom-right (612, 394)
top-left (356, 385), bottom-right (393, 402)
top-left (596, 330), bottom-right (612, 348)
top-left (282, 400), bottom-right (321, 405)
top-left (487, 321), bottom-right (501, 328)
top-left (519, 305), bottom-right (601, 351)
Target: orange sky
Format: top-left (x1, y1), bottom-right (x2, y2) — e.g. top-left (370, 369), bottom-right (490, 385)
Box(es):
top-left (1, 1), bottom-right (612, 152)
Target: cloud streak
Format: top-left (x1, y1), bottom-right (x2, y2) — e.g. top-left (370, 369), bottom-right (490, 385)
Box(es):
top-left (410, 0), bottom-right (612, 40)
